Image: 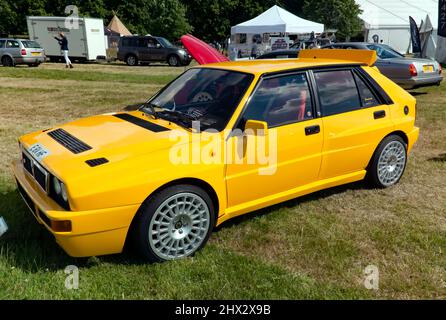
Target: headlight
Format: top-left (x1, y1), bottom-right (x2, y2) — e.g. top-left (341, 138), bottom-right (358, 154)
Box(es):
top-left (178, 49), bottom-right (186, 55)
top-left (53, 176), bottom-right (62, 195)
top-left (49, 175), bottom-right (70, 210)
top-left (61, 183), bottom-right (68, 202)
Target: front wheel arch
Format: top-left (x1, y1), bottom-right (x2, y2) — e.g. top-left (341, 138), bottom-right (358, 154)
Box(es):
top-left (124, 178), bottom-right (220, 248)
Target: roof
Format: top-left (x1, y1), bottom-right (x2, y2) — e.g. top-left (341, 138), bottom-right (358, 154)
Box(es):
top-left (201, 59), bottom-right (363, 75)
top-left (231, 5), bottom-right (324, 34)
top-left (355, 0), bottom-right (439, 29)
top-left (107, 15), bottom-right (132, 36)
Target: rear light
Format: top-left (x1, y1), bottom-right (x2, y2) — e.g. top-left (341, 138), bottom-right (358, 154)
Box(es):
top-left (409, 64), bottom-right (418, 77)
top-left (20, 48), bottom-right (26, 56)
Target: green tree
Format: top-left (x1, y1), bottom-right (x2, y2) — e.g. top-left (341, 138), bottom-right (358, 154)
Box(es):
top-left (302, 0), bottom-right (363, 40)
top-left (183, 0), bottom-right (279, 42)
top-left (0, 0), bottom-right (17, 35)
top-left (109, 0), bottom-right (191, 40)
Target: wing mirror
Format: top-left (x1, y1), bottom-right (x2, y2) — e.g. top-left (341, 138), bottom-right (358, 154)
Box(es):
top-left (244, 120), bottom-right (268, 136)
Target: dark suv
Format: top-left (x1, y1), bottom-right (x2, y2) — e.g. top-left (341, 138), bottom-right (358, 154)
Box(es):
top-left (117, 36), bottom-right (191, 67)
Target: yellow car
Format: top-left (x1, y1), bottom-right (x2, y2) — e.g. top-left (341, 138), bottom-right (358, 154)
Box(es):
top-left (13, 49), bottom-right (419, 262)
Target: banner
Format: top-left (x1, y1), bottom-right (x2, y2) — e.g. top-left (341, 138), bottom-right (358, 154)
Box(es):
top-left (409, 16), bottom-right (422, 54)
top-left (439, 0), bottom-right (446, 37)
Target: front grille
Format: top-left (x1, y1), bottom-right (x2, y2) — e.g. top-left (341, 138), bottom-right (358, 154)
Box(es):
top-left (47, 128), bottom-right (92, 154)
top-left (17, 180), bottom-right (35, 212)
top-left (22, 152), bottom-right (32, 174)
top-left (85, 157), bottom-right (109, 167)
top-left (33, 164), bottom-right (47, 191)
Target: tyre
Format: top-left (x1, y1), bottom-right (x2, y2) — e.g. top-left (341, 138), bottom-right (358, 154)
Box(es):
top-left (126, 54), bottom-right (138, 66)
top-left (366, 135), bottom-right (407, 188)
top-left (132, 184), bottom-right (215, 262)
top-left (167, 55), bottom-right (180, 67)
top-left (1, 56), bottom-right (14, 67)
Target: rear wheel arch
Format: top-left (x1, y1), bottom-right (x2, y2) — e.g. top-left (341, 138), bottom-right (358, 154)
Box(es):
top-left (367, 131), bottom-right (409, 171)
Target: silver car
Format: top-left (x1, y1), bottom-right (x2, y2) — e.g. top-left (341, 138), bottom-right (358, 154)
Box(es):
top-left (323, 42), bottom-right (443, 89)
top-left (0, 38), bottom-right (45, 67)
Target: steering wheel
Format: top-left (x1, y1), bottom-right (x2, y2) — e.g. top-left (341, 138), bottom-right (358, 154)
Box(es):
top-left (192, 91), bottom-right (213, 103)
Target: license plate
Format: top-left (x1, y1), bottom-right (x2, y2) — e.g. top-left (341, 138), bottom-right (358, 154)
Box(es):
top-left (31, 52), bottom-right (41, 56)
top-left (423, 65), bottom-right (434, 73)
top-left (28, 143), bottom-right (50, 161)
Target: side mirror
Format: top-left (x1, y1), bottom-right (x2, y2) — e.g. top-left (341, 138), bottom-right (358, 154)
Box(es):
top-left (244, 120), bottom-right (268, 136)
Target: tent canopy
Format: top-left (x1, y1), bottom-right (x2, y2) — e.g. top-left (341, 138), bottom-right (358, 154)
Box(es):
top-left (231, 5), bottom-right (324, 34)
top-left (355, 0), bottom-right (439, 29)
top-left (108, 15), bottom-right (132, 36)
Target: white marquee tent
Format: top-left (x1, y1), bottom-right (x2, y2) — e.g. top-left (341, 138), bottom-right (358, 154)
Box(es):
top-left (231, 5), bottom-right (324, 34)
top-left (355, 0), bottom-right (440, 56)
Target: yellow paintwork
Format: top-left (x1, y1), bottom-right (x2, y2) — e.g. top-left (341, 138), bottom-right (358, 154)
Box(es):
top-left (13, 51), bottom-right (419, 257)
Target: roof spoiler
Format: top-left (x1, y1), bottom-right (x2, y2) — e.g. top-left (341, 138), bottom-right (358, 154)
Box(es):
top-left (299, 49), bottom-right (377, 67)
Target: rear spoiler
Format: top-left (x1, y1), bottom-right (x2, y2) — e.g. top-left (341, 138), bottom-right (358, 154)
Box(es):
top-left (299, 49), bottom-right (377, 67)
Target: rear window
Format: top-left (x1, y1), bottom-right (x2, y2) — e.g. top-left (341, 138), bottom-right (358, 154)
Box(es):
top-left (21, 40), bottom-right (42, 48)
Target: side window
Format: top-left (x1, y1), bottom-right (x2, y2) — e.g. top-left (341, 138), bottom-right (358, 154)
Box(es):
top-left (353, 72), bottom-right (380, 108)
top-left (314, 70), bottom-right (361, 117)
top-left (122, 38), bottom-right (135, 47)
top-left (137, 38), bottom-right (148, 47)
top-left (6, 40), bottom-right (19, 48)
top-left (0, 40), bottom-right (5, 48)
top-left (243, 73), bottom-right (313, 128)
top-left (148, 38), bottom-right (158, 48)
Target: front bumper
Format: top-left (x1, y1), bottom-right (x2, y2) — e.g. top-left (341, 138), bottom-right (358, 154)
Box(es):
top-left (12, 159), bottom-right (139, 257)
top-left (399, 75), bottom-right (443, 89)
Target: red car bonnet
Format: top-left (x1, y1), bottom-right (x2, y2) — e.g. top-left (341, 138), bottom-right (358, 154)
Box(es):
top-left (180, 34), bottom-right (229, 65)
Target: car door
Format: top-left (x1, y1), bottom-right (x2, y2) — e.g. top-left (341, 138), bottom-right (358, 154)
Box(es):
top-left (225, 72), bottom-right (324, 208)
top-left (312, 67), bottom-right (394, 179)
top-left (5, 39), bottom-right (20, 59)
top-left (0, 40), bottom-right (5, 57)
top-left (137, 37), bottom-right (150, 61)
top-left (148, 38), bottom-right (165, 61)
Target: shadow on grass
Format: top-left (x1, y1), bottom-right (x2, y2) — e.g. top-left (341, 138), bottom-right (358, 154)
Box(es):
top-left (0, 180), bottom-right (365, 271)
top-left (428, 153), bottom-right (446, 162)
top-left (215, 181), bottom-right (365, 231)
top-left (409, 91), bottom-right (428, 97)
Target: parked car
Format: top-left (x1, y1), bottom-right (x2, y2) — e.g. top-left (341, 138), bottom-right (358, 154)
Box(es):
top-left (13, 49), bottom-right (419, 262)
top-left (322, 42), bottom-right (443, 89)
top-left (117, 35), bottom-right (192, 67)
top-left (256, 49), bottom-right (299, 59)
top-left (0, 38), bottom-right (45, 67)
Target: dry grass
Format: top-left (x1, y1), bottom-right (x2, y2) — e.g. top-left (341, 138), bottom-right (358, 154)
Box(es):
top-left (0, 63), bottom-right (444, 299)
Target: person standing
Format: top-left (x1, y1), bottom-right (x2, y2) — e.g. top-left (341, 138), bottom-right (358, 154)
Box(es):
top-left (54, 32), bottom-right (73, 69)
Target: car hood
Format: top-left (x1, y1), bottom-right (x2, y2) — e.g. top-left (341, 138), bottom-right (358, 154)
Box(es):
top-left (19, 111), bottom-right (188, 177)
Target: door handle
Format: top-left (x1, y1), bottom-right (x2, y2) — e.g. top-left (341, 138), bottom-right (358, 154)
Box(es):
top-left (305, 125), bottom-right (320, 136)
top-left (374, 110), bottom-right (386, 119)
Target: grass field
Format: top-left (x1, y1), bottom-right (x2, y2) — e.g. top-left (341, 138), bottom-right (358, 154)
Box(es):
top-left (0, 62), bottom-right (444, 299)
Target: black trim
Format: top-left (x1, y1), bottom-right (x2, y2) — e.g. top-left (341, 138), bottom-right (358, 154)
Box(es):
top-left (48, 176), bottom-right (70, 211)
top-left (374, 110), bottom-right (386, 119)
top-left (113, 113), bottom-right (170, 132)
top-left (48, 129), bottom-right (92, 154)
top-left (16, 180), bottom-right (35, 213)
top-left (355, 67), bottom-right (394, 105)
top-left (85, 158), bottom-right (109, 167)
top-left (37, 209), bottom-right (51, 228)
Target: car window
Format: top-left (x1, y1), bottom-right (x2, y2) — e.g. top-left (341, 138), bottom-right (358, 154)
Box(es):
top-left (314, 70), bottom-right (361, 117)
top-left (148, 38), bottom-right (159, 48)
top-left (0, 40), bottom-right (5, 48)
top-left (6, 40), bottom-right (19, 48)
top-left (148, 68), bottom-right (253, 131)
top-left (21, 40), bottom-right (41, 48)
top-left (366, 44), bottom-right (401, 59)
top-left (137, 38), bottom-right (148, 47)
top-left (122, 38), bottom-right (137, 47)
top-left (243, 73), bottom-right (313, 128)
top-left (353, 72), bottom-right (380, 108)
